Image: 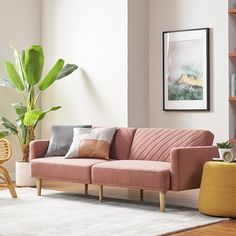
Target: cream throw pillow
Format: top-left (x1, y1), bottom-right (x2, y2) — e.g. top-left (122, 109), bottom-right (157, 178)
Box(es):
top-left (65, 127), bottom-right (116, 159)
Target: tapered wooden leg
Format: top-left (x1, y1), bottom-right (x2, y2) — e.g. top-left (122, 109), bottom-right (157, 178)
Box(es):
top-left (0, 166), bottom-right (17, 198)
top-left (8, 181), bottom-right (17, 198)
top-left (99, 185), bottom-right (103, 202)
top-left (36, 178), bottom-right (42, 196)
top-left (159, 191), bottom-right (166, 212)
top-left (84, 184), bottom-right (88, 195)
top-left (140, 189), bottom-right (144, 201)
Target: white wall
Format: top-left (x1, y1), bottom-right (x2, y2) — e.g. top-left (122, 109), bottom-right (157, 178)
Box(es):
top-left (40, 0), bottom-right (128, 138)
top-left (128, 0), bottom-right (149, 127)
top-left (148, 0), bottom-right (228, 207)
top-left (149, 0), bottom-right (229, 143)
top-left (41, 0), bottom-right (229, 141)
top-left (0, 0), bottom-right (41, 176)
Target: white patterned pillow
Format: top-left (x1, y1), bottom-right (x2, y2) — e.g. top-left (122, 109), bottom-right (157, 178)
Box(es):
top-left (65, 127), bottom-right (116, 159)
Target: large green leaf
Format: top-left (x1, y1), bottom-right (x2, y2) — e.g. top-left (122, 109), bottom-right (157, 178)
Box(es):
top-left (23, 110), bottom-right (42, 127)
top-left (0, 77), bottom-right (15, 88)
top-left (39, 59), bottom-right (64, 91)
top-left (11, 46), bottom-right (25, 82)
top-left (24, 45), bottom-right (44, 85)
top-left (12, 103), bottom-right (27, 116)
top-left (0, 116), bottom-right (18, 134)
top-left (0, 130), bottom-right (11, 139)
top-left (37, 106), bottom-right (61, 123)
top-left (23, 106), bottom-right (61, 127)
top-left (4, 62), bottom-right (24, 91)
top-left (31, 45), bottom-right (43, 55)
top-left (56, 64), bottom-right (78, 80)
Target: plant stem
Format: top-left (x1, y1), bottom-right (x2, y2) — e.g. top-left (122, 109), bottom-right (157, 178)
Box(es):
top-left (16, 134), bottom-right (23, 149)
top-left (34, 91), bottom-right (41, 107)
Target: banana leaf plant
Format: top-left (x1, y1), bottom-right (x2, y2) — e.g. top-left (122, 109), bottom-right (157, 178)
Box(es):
top-left (0, 45), bottom-right (78, 161)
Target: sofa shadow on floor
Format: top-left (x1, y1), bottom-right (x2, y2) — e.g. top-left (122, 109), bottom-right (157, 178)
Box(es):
top-left (42, 190), bottom-right (197, 213)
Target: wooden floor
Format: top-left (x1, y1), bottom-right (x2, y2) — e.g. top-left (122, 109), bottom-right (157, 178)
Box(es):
top-left (1, 180), bottom-right (236, 235)
top-left (171, 220), bottom-right (236, 236)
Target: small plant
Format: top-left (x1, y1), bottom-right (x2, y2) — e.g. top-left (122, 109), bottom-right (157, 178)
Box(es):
top-left (216, 141), bottom-right (233, 149)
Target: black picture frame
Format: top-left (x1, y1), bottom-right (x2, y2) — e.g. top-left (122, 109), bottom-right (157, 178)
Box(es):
top-left (163, 28), bottom-right (210, 111)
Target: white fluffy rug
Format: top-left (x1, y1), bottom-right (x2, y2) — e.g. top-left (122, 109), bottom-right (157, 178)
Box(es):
top-left (0, 188), bottom-right (225, 236)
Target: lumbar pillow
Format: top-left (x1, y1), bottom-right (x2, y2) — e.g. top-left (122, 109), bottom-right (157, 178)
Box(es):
top-left (65, 127), bottom-right (116, 159)
top-left (45, 125), bottom-right (92, 156)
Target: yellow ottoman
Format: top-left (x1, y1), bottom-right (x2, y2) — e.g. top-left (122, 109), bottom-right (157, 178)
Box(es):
top-left (198, 161), bottom-right (236, 217)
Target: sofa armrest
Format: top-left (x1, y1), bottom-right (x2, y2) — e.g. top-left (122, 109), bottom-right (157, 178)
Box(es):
top-left (29, 140), bottom-right (49, 161)
top-left (170, 146), bottom-right (219, 191)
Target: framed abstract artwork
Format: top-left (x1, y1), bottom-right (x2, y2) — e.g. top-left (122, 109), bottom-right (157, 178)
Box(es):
top-left (163, 28), bottom-right (210, 111)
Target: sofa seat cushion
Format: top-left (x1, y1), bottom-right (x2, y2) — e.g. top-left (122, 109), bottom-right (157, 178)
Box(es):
top-left (92, 160), bottom-right (170, 191)
top-left (31, 157), bottom-right (108, 183)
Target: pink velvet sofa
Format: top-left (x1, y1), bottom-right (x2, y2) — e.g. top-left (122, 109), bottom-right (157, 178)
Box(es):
top-left (30, 128), bottom-right (218, 212)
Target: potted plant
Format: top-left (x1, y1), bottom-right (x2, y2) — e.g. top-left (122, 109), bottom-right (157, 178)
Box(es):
top-left (0, 45), bottom-right (78, 186)
top-left (216, 141), bottom-right (234, 160)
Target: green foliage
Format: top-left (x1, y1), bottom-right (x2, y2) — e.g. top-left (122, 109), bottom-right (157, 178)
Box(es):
top-left (23, 106), bottom-right (61, 127)
top-left (24, 46), bottom-right (44, 85)
top-left (56, 64), bottom-right (78, 80)
top-left (0, 130), bottom-right (11, 139)
top-left (12, 103), bottom-right (27, 116)
top-left (216, 141), bottom-right (233, 149)
top-left (0, 45), bottom-right (78, 161)
top-left (168, 83), bottom-right (203, 101)
top-left (39, 59), bottom-right (64, 91)
top-left (0, 116), bottom-right (18, 134)
top-left (4, 62), bottom-right (24, 91)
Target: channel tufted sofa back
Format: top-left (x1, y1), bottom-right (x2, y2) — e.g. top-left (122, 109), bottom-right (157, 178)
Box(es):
top-left (128, 128), bottom-right (214, 162)
top-left (110, 128), bottom-right (137, 160)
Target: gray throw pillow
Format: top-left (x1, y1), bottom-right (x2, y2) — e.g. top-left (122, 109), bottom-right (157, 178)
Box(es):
top-left (45, 125), bottom-right (92, 156)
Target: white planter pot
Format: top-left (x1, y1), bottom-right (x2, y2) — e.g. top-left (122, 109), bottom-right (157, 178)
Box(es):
top-left (15, 161), bottom-right (36, 187)
top-left (218, 148), bottom-right (234, 160)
